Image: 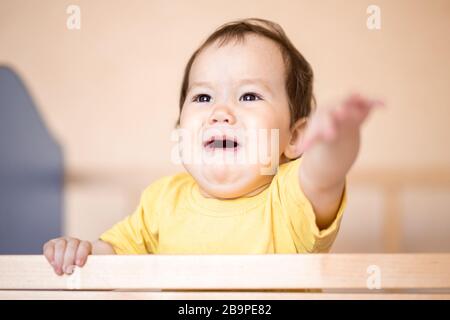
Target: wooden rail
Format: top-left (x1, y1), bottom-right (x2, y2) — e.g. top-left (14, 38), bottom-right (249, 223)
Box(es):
top-left (0, 254), bottom-right (449, 299)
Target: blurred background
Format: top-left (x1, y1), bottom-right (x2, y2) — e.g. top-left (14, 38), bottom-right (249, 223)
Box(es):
top-left (0, 0), bottom-right (449, 253)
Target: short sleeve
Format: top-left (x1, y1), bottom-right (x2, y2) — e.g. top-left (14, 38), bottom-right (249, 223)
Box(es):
top-left (99, 185), bottom-right (160, 255)
top-left (277, 157), bottom-right (346, 253)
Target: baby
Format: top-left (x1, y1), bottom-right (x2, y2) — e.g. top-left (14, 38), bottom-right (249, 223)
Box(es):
top-left (43, 18), bottom-right (381, 275)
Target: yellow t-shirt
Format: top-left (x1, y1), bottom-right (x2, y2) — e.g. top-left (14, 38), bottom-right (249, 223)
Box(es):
top-left (100, 157), bottom-right (346, 254)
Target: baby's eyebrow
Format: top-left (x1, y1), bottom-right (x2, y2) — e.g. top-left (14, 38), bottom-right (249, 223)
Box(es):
top-left (188, 78), bottom-right (273, 94)
top-left (237, 78), bottom-right (273, 94)
top-left (188, 81), bottom-right (214, 92)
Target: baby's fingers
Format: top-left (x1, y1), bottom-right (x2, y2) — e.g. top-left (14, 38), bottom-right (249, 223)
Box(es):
top-left (337, 95), bottom-right (383, 124)
top-left (347, 94), bottom-right (385, 111)
top-left (53, 239), bottom-right (67, 275)
top-left (63, 238), bottom-right (80, 275)
top-left (43, 241), bottom-right (55, 266)
top-left (368, 98), bottom-right (385, 108)
top-left (75, 241), bottom-right (92, 267)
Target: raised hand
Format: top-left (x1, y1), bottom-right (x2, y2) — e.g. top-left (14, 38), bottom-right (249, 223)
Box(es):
top-left (299, 93), bottom-right (384, 153)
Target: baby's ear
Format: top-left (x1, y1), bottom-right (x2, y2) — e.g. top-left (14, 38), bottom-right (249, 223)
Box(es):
top-left (283, 118), bottom-right (307, 159)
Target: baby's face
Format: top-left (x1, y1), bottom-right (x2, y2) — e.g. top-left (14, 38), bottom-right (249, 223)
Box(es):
top-left (179, 34), bottom-right (294, 198)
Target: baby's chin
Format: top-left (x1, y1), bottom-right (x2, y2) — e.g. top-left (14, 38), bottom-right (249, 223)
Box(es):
top-left (184, 163), bottom-right (273, 199)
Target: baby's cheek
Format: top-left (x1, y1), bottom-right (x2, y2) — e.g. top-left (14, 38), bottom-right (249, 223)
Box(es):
top-left (250, 109), bottom-right (289, 139)
top-left (260, 113), bottom-right (292, 159)
top-left (180, 109), bottom-right (201, 128)
top-left (180, 107), bottom-right (204, 128)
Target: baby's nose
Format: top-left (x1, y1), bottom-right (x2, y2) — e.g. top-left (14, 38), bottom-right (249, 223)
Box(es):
top-left (208, 106), bottom-right (236, 125)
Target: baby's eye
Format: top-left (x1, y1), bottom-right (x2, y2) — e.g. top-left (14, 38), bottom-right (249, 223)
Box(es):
top-left (193, 94), bottom-right (212, 103)
top-left (240, 93), bottom-right (262, 102)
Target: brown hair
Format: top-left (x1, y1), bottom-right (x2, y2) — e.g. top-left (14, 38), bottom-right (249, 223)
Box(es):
top-left (177, 18), bottom-right (315, 128)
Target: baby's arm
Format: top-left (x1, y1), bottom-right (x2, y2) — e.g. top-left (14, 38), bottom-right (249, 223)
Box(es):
top-left (298, 94), bottom-right (383, 230)
top-left (43, 237), bottom-right (115, 276)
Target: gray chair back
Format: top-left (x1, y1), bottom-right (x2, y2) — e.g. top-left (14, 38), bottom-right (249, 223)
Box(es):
top-left (0, 66), bottom-right (63, 254)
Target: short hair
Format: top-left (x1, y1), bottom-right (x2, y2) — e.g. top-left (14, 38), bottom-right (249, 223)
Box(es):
top-left (177, 18), bottom-right (315, 128)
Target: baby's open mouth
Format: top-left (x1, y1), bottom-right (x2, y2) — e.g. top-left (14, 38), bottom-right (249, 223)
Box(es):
top-left (203, 135), bottom-right (240, 151)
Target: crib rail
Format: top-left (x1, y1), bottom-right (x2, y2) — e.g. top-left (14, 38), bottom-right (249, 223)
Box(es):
top-left (1, 254), bottom-right (449, 299)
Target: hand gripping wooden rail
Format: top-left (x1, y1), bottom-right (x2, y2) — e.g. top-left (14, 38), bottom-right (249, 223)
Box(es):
top-left (0, 254), bottom-right (449, 299)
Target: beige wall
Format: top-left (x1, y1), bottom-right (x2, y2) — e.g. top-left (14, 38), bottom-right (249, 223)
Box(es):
top-left (1, 0), bottom-right (449, 252)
